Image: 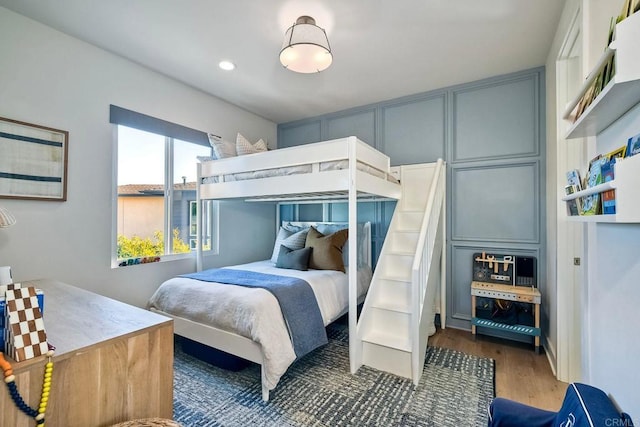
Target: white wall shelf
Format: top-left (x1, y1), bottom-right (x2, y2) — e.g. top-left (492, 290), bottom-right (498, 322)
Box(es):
top-left (562, 153), bottom-right (640, 223)
top-left (563, 12), bottom-right (640, 139)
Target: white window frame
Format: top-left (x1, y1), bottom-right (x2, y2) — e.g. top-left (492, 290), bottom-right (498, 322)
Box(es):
top-left (111, 123), bottom-right (218, 268)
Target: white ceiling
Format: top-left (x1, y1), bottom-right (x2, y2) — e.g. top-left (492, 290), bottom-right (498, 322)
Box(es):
top-left (0, 0), bottom-right (566, 124)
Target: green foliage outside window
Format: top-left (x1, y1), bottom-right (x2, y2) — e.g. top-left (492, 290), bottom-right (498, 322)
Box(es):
top-left (117, 228), bottom-right (190, 259)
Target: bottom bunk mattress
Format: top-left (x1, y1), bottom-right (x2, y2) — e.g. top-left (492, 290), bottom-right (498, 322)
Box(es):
top-left (147, 260), bottom-right (371, 391)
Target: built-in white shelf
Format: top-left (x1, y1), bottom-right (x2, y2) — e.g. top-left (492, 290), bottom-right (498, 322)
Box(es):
top-left (562, 153), bottom-right (640, 223)
top-left (563, 12), bottom-right (640, 139)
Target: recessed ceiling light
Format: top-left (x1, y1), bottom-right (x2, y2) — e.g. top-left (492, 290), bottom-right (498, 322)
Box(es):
top-left (218, 60), bottom-right (236, 71)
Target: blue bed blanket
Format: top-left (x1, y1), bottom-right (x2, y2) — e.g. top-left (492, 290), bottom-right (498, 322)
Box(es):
top-left (181, 268), bottom-right (328, 359)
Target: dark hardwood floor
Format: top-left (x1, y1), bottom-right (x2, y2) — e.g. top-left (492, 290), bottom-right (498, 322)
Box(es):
top-left (429, 326), bottom-right (568, 412)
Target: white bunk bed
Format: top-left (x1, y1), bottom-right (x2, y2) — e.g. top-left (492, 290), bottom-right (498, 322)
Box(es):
top-left (150, 136), bottom-right (402, 401)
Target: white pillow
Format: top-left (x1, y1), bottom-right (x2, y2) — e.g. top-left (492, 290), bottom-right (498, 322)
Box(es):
top-left (270, 227), bottom-right (309, 264)
top-left (208, 133), bottom-right (236, 159)
top-left (236, 133), bottom-right (267, 156)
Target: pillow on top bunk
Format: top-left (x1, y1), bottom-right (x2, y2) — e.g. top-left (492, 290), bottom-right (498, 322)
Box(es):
top-left (208, 133), bottom-right (236, 159)
top-left (305, 226), bottom-right (348, 273)
top-left (276, 245), bottom-right (313, 271)
top-left (270, 227), bottom-right (309, 263)
top-left (236, 133), bottom-right (267, 156)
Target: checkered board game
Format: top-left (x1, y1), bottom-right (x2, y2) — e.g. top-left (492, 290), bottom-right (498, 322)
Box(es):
top-left (3, 286), bottom-right (48, 362)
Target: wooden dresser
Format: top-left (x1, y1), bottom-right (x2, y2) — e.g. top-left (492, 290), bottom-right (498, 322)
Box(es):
top-left (0, 279), bottom-right (174, 427)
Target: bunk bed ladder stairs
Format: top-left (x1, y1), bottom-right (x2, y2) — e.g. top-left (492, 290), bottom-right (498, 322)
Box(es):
top-left (358, 160), bottom-right (445, 385)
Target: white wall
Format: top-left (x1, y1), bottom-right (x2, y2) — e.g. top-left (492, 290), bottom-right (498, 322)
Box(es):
top-left (547, 0), bottom-right (640, 419)
top-left (587, 103), bottom-right (640, 420)
top-left (0, 7), bottom-right (277, 307)
top-left (582, 1), bottom-right (639, 419)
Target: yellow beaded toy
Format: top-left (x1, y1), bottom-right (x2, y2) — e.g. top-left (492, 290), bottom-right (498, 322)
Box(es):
top-left (0, 349), bottom-right (54, 426)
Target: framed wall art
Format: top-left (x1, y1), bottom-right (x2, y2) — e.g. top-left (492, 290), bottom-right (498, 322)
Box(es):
top-left (0, 116), bottom-right (68, 201)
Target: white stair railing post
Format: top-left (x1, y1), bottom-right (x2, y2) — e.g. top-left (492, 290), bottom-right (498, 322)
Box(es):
top-left (410, 159), bottom-right (445, 384)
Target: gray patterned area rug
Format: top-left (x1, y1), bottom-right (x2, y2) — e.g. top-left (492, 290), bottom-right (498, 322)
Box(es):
top-left (173, 324), bottom-right (495, 426)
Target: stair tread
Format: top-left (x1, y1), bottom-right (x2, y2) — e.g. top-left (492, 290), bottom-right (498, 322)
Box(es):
top-left (379, 274), bottom-right (411, 282)
top-left (388, 250), bottom-right (414, 256)
top-left (393, 230), bottom-right (419, 235)
top-left (362, 330), bottom-right (411, 352)
top-left (396, 225), bottom-right (420, 231)
top-left (372, 300), bottom-right (411, 313)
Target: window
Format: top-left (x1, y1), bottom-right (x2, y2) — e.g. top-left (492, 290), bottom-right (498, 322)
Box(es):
top-left (111, 106), bottom-right (217, 266)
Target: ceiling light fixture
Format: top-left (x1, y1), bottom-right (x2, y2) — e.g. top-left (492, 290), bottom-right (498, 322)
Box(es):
top-left (279, 15), bottom-right (332, 73)
top-left (218, 60), bottom-right (236, 71)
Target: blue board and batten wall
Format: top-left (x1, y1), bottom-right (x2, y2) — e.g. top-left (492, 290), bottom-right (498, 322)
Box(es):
top-left (277, 67), bottom-right (546, 332)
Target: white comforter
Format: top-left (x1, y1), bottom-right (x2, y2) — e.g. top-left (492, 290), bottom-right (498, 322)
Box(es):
top-left (147, 260), bottom-right (371, 391)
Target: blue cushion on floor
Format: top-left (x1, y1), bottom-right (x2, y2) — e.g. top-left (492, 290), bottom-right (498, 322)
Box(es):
top-left (555, 383), bottom-right (631, 427)
top-left (488, 383), bottom-right (634, 427)
top-left (488, 398), bottom-right (555, 427)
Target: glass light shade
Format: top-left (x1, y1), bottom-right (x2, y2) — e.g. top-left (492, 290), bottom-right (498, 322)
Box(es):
top-left (0, 207), bottom-right (16, 228)
top-left (280, 16), bottom-right (332, 73)
top-left (218, 60), bottom-right (235, 71)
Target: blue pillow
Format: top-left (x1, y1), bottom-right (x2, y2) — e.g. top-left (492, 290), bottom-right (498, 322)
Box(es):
top-left (276, 245), bottom-right (313, 271)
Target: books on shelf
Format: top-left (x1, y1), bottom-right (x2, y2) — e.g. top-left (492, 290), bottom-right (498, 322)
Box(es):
top-left (563, 132), bottom-right (639, 218)
top-left (619, 0), bottom-right (638, 21)
top-left (565, 185), bottom-right (581, 216)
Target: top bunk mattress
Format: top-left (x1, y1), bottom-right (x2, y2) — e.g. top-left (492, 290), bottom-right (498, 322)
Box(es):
top-left (201, 159), bottom-right (399, 184)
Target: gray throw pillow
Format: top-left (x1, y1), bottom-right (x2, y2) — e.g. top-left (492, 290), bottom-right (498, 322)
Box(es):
top-left (276, 245), bottom-right (313, 271)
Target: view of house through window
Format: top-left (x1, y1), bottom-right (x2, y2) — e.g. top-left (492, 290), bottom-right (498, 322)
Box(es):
top-left (116, 125), bottom-right (215, 263)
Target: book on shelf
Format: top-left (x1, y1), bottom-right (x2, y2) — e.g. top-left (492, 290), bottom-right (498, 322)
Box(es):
top-left (626, 132), bottom-right (640, 157)
top-left (566, 169), bottom-right (582, 190)
top-left (601, 53), bottom-right (616, 90)
top-left (565, 184), bottom-right (582, 216)
top-left (591, 74), bottom-right (603, 103)
top-left (602, 189), bottom-right (616, 215)
top-left (619, 0), bottom-right (634, 21)
top-left (605, 145), bottom-right (627, 161)
top-left (608, 16), bottom-right (616, 45)
top-left (581, 156), bottom-right (606, 216)
top-left (600, 159), bottom-right (616, 215)
top-left (574, 83), bottom-right (595, 122)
